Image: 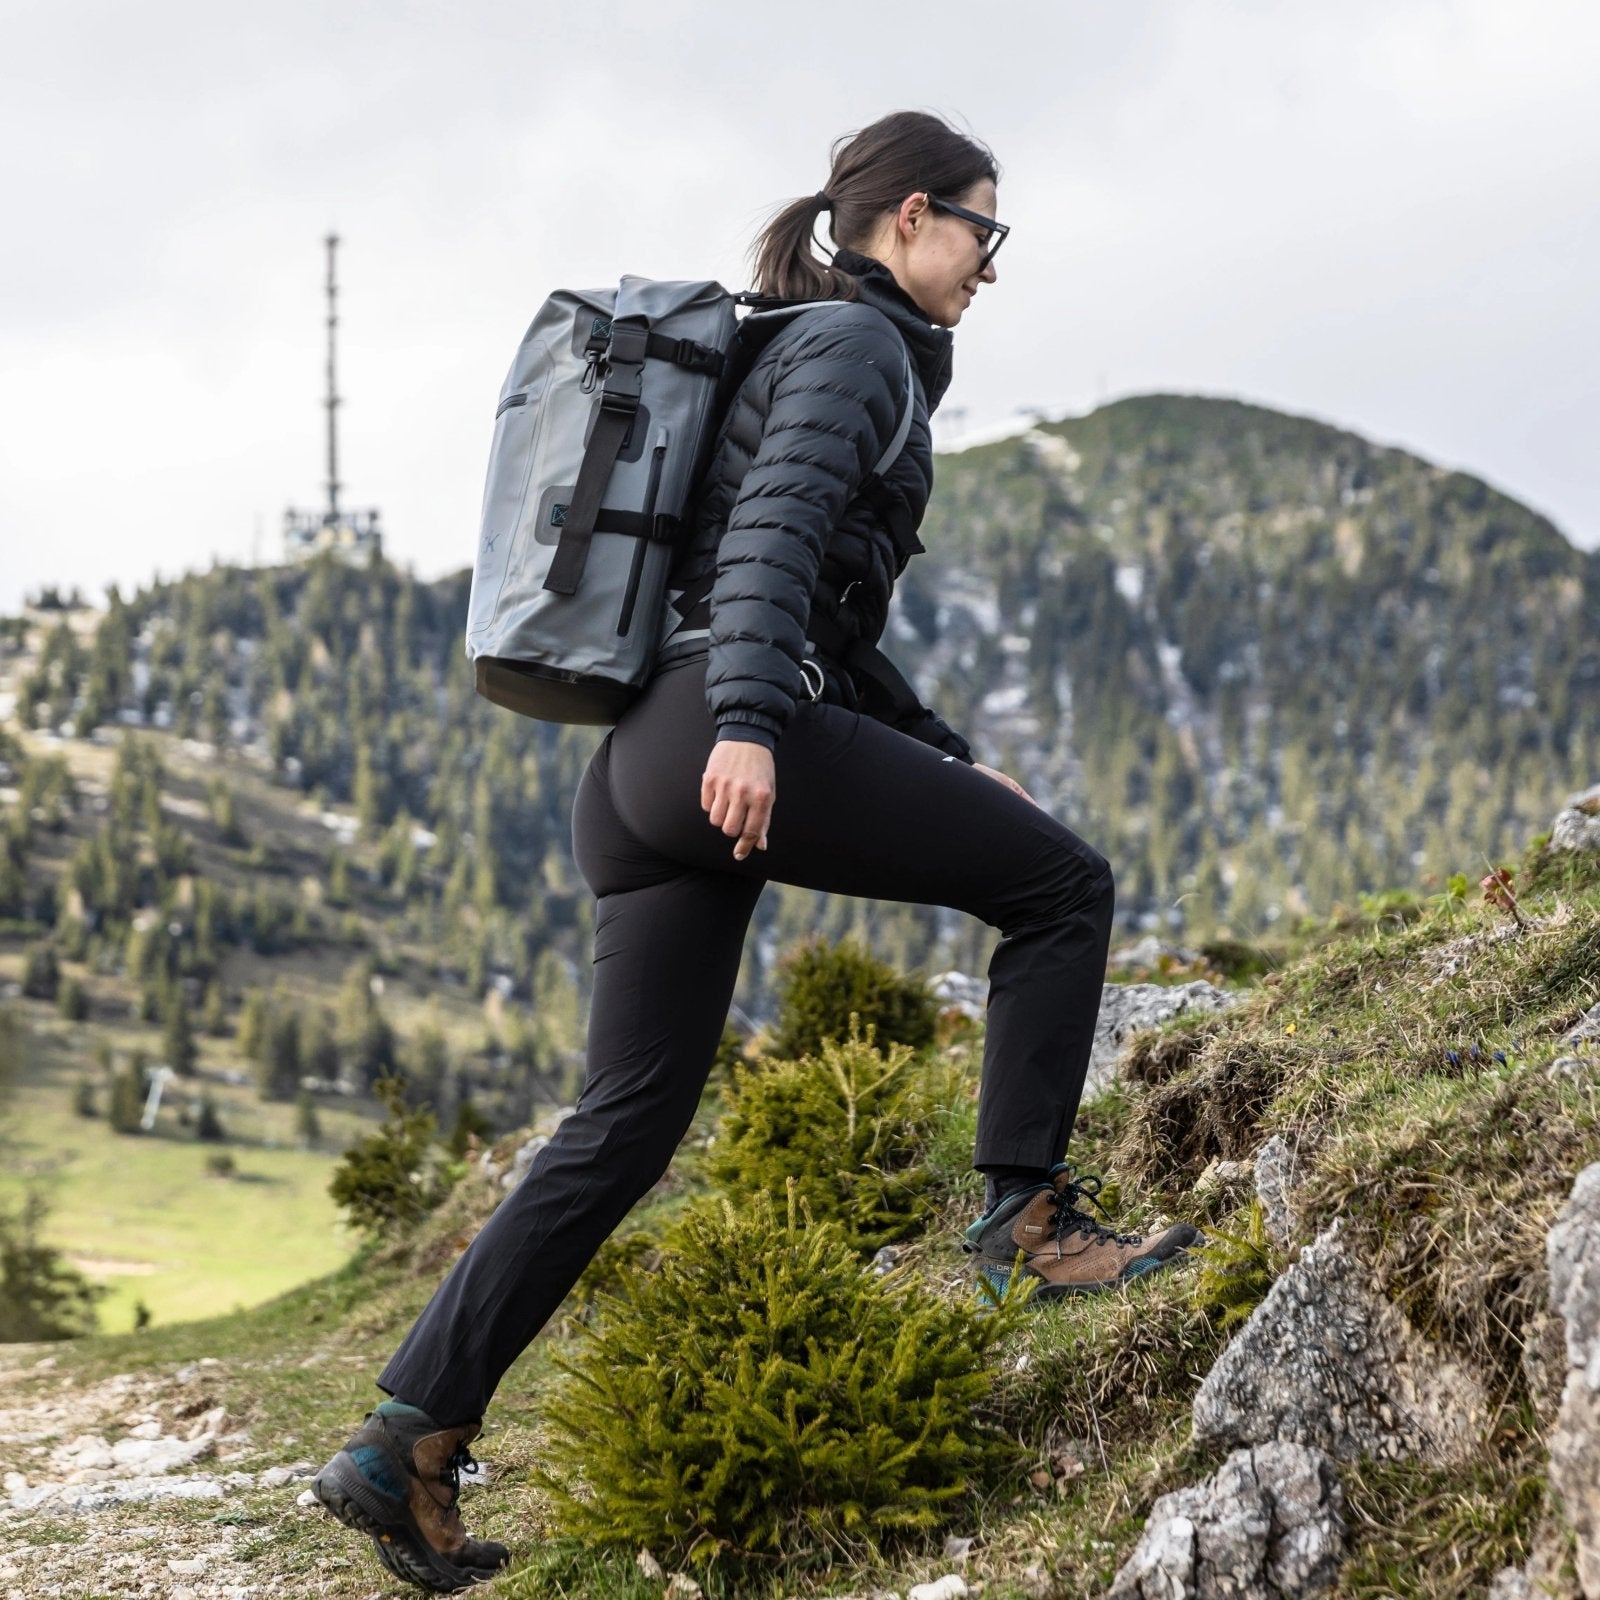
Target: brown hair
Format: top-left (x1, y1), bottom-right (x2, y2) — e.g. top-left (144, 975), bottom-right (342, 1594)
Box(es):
top-left (750, 110), bottom-right (1000, 301)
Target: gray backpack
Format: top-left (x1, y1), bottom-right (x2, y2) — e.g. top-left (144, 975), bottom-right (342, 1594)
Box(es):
top-left (464, 276), bottom-right (912, 724)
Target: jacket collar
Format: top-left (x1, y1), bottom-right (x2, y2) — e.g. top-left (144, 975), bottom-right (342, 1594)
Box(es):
top-left (832, 248), bottom-right (955, 413)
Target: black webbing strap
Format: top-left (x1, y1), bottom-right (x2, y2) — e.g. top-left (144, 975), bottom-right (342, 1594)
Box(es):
top-left (803, 609), bottom-right (925, 724)
top-left (645, 332), bottom-right (724, 377)
top-left (583, 507), bottom-right (681, 542)
top-left (543, 320), bottom-right (649, 595)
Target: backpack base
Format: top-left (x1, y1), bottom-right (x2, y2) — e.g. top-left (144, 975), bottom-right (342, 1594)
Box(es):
top-left (474, 657), bottom-right (637, 726)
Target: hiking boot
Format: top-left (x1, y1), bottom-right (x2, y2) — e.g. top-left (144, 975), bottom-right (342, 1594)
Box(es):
top-left (312, 1403), bottom-right (510, 1593)
top-left (965, 1164), bottom-right (1201, 1300)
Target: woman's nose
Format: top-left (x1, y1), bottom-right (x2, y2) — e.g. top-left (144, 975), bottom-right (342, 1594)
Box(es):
top-left (980, 259), bottom-right (998, 285)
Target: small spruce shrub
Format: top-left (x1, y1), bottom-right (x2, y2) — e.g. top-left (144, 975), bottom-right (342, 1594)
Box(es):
top-left (710, 1028), bottom-right (963, 1252)
top-left (1186, 1198), bottom-right (1281, 1330)
top-left (328, 1076), bottom-right (454, 1236)
top-left (769, 937), bottom-right (937, 1061)
top-left (540, 1187), bottom-right (1024, 1570)
top-left (205, 1150), bottom-right (236, 1179)
top-left (71, 1078), bottom-right (96, 1118)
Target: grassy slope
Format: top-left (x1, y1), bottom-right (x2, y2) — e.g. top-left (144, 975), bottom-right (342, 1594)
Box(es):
top-left (2, 828), bottom-right (1596, 1598)
top-left (0, 714), bottom-right (512, 1331)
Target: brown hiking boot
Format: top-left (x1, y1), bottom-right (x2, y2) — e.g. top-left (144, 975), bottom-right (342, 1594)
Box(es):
top-left (312, 1403), bottom-right (510, 1592)
top-left (966, 1164), bottom-right (1201, 1300)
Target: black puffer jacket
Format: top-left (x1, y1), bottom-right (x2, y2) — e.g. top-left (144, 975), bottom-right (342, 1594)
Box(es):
top-left (667, 249), bottom-right (973, 763)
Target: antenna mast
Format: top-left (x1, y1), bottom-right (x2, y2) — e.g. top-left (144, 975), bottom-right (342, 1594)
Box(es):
top-left (324, 232), bottom-right (341, 521)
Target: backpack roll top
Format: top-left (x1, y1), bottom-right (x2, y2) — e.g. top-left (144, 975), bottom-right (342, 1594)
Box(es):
top-left (466, 277), bottom-right (737, 724)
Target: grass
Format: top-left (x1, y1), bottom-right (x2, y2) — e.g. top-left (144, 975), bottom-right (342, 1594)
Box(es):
top-left (2, 832), bottom-right (1598, 1597)
top-left (0, 1011), bottom-right (374, 1330)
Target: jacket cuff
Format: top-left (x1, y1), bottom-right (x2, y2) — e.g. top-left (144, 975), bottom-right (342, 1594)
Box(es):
top-left (714, 719), bottom-right (779, 753)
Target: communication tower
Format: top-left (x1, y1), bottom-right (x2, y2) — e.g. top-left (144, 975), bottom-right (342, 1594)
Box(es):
top-left (283, 234), bottom-right (383, 564)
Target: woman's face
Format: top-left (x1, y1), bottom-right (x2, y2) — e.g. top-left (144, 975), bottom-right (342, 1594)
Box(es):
top-left (877, 178), bottom-right (1001, 328)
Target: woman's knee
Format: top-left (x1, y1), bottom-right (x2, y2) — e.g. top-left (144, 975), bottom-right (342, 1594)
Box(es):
top-left (1031, 836), bottom-right (1115, 928)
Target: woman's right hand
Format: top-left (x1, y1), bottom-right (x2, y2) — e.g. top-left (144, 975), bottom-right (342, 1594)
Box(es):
top-left (701, 739), bottom-right (776, 861)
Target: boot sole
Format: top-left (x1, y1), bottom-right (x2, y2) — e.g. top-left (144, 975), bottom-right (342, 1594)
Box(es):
top-left (977, 1251), bottom-right (1190, 1302)
top-left (312, 1452), bottom-right (504, 1594)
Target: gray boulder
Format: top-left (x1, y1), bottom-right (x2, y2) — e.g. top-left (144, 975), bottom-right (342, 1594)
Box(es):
top-left (929, 970), bottom-right (987, 1020)
top-left (1546, 1162), bottom-right (1600, 1597)
top-left (1108, 935), bottom-right (1202, 972)
top-left (1253, 1135), bottom-right (1304, 1252)
top-left (1193, 1223), bottom-right (1488, 1465)
top-left (1090, 980), bottom-right (1244, 1094)
top-left (1108, 1441), bottom-right (1343, 1599)
top-left (1551, 783), bottom-right (1600, 853)
top-left (1568, 1002), bottom-right (1600, 1049)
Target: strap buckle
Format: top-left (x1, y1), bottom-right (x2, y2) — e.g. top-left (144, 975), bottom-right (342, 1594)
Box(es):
top-left (599, 321), bottom-right (649, 413)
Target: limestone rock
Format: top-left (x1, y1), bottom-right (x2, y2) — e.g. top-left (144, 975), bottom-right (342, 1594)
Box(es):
top-left (1109, 936), bottom-right (1202, 973)
top-left (1488, 1569), bottom-right (1533, 1600)
top-left (1550, 783), bottom-right (1600, 853)
top-left (1108, 1442), bottom-right (1343, 1599)
top-left (1090, 980), bottom-right (1244, 1093)
top-left (907, 1578), bottom-right (967, 1600)
top-left (929, 970), bottom-right (986, 1019)
top-left (1253, 1135), bottom-right (1303, 1251)
top-left (1193, 1223), bottom-right (1488, 1464)
top-left (1546, 1161), bottom-right (1600, 1597)
top-left (1568, 1002), bottom-right (1600, 1049)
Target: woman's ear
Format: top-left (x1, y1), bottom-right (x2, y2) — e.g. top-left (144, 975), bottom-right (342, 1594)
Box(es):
top-left (896, 191), bottom-right (930, 242)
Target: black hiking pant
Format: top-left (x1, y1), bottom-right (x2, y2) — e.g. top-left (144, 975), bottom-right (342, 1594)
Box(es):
top-left (379, 654), bottom-right (1114, 1423)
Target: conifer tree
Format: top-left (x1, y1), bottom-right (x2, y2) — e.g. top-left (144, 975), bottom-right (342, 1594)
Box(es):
top-left (162, 986), bottom-right (198, 1077)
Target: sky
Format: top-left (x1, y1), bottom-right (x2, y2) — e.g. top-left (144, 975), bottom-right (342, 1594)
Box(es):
top-left (2, 0), bottom-right (1597, 614)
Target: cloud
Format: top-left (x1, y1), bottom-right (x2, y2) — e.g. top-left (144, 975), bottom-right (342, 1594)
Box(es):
top-left (2, 0), bottom-right (1595, 612)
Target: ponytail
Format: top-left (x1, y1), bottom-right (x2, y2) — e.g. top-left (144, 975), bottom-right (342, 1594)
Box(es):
top-left (749, 111), bottom-right (999, 302)
top-left (750, 191), bottom-right (857, 302)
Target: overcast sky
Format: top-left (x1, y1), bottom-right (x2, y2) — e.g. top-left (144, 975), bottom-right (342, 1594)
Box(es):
top-left (3, 0), bottom-right (1596, 613)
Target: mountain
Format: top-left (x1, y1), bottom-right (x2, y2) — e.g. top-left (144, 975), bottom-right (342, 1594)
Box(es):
top-left (905, 394), bottom-right (1599, 932)
top-left (3, 393), bottom-right (1595, 1006)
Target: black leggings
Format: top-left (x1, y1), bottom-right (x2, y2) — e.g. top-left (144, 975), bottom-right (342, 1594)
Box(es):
top-left (379, 654), bottom-right (1114, 1423)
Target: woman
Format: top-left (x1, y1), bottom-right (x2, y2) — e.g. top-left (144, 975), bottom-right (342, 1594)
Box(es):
top-left (313, 110), bottom-right (1199, 1594)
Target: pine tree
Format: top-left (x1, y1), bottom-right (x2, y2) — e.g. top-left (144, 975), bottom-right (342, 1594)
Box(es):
top-left (163, 987), bottom-right (198, 1077)
top-left (108, 1055), bottom-right (146, 1135)
top-left (294, 1089), bottom-right (322, 1149)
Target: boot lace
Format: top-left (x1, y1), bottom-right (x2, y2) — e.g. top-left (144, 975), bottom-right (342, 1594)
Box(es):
top-left (442, 1441), bottom-right (479, 1507)
top-left (1050, 1171), bottom-right (1143, 1249)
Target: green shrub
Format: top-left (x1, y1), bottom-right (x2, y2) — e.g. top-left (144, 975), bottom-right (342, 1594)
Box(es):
top-left (0, 1192), bottom-right (104, 1340)
top-left (710, 1029), bottom-right (963, 1252)
top-left (540, 1188), bottom-right (1024, 1570)
top-left (328, 1076), bottom-right (453, 1236)
top-left (71, 1078), bottom-right (96, 1118)
top-left (195, 1092), bottom-right (226, 1142)
top-left (769, 938), bottom-right (937, 1061)
top-left (1187, 1198), bottom-right (1281, 1330)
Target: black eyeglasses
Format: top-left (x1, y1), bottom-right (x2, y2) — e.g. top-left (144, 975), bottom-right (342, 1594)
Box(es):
top-left (927, 194), bottom-right (1009, 271)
